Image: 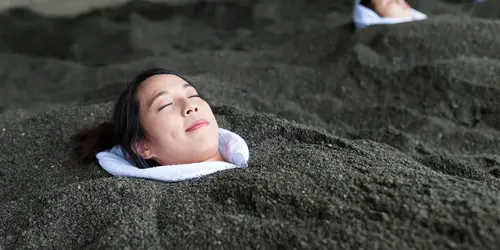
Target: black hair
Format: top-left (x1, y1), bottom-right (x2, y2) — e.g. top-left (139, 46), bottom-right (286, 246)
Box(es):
top-left (70, 68), bottom-right (198, 168)
top-left (360, 0), bottom-right (373, 9)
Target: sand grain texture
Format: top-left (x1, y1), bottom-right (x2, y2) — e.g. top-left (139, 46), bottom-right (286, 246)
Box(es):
top-left (1, 0), bottom-right (500, 249)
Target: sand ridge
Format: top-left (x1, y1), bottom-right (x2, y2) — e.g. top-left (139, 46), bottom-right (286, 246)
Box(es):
top-left (1, 0), bottom-right (500, 249)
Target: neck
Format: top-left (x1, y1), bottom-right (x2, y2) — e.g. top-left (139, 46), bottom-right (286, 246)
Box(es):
top-left (206, 152), bottom-right (225, 163)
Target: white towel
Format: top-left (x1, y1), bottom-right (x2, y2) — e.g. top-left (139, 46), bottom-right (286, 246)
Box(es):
top-left (96, 128), bottom-right (249, 182)
top-left (353, 0), bottom-right (428, 30)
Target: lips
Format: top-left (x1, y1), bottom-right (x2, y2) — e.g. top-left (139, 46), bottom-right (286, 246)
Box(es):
top-left (186, 119), bottom-right (209, 132)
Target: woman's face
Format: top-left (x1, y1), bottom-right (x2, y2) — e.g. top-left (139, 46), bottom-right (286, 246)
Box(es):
top-left (134, 74), bottom-right (220, 165)
top-left (372, 0), bottom-right (412, 19)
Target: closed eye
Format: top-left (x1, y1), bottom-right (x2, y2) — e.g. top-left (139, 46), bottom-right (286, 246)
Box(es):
top-left (158, 95), bottom-right (199, 111)
top-left (158, 103), bottom-right (172, 111)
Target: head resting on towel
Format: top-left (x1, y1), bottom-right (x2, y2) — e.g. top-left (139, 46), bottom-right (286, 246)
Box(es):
top-left (71, 68), bottom-right (223, 168)
top-left (359, 0), bottom-right (413, 19)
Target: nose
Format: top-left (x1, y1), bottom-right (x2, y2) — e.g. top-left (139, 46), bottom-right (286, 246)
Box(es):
top-left (183, 104), bottom-right (199, 116)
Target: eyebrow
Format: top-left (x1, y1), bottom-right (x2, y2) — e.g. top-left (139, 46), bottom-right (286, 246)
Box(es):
top-left (147, 83), bottom-right (193, 108)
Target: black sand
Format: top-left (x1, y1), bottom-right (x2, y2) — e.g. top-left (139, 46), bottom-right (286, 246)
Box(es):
top-left (1, 0), bottom-right (500, 249)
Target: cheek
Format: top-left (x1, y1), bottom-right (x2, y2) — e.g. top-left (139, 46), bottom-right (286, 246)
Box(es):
top-left (144, 113), bottom-right (181, 140)
top-left (201, 102), bottom-right (216, 118)
top-left (200, 102), bottom-right (219, 140)
top-left (156, 114), bottom-right (181, 134)
top-left (206, 110), bottom-right (219, 129)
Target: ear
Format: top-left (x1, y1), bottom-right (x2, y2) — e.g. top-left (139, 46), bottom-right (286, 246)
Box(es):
top-left (132, 140), bottom-right (154, 159)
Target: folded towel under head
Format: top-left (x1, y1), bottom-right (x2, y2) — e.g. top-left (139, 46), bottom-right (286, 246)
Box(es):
top-left (96, 128), bottom-right (249, 182)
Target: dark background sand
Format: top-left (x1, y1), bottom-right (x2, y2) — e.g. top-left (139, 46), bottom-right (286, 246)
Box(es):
top-left (1, 0), bottom-right (500, 249)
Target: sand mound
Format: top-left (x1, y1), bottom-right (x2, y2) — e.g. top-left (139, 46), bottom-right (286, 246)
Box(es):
top-left (1, 0), bottom-right (500, 249)
top-left (2, 104), bottom-right (500, 249)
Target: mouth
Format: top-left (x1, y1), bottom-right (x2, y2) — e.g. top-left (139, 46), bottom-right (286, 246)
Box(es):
top-left (186, 119), bottom-right (209, 132)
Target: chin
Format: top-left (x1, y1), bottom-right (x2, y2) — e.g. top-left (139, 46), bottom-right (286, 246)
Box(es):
top-left (192, 126), bottom-right (219, 146)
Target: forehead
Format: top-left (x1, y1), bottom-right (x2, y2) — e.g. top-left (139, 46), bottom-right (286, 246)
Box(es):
top-left (374, 0), bottom-right (391, 4)
top-left (137, 74), bottom-right (189, 96)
